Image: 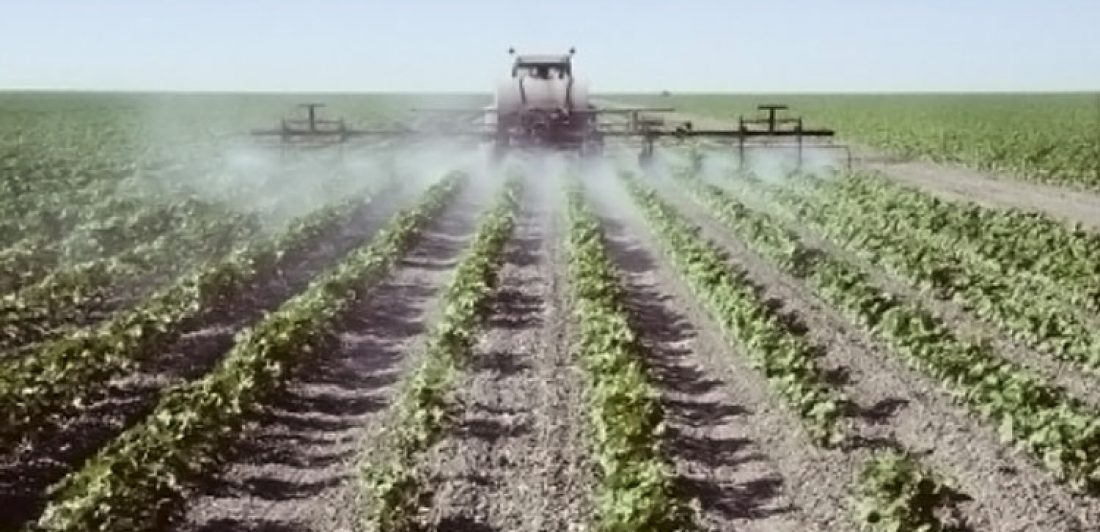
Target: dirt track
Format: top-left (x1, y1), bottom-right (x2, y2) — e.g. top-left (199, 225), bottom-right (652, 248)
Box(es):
top-left (857, 153), bottom-right (1100, 229)
top-left (421, 184), bottom-right (592, 532)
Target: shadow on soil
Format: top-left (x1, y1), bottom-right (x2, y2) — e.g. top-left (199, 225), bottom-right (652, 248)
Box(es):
top-left (456, 416), bottom-right (532, 443)
top-left (484, 230), bottom-right (543, 331)
top-left (845, 397), bottom-right (909, 451)
top-left (430, 211), bottom-right (550, 529)
top-left (435, 515), bottom-right (499, 532)
top-left (177, 278), bottom-right (420, 514)
top-left (191, 518), bottom-right (311, 532)
top-left (453, 214), bottom-right (544, 445)
top-left (857, 397), bottom-right (910, 424)
top-left (471, 349), bottom-right (531, 379)
top-left (598, 214), bottom-right (795, 522)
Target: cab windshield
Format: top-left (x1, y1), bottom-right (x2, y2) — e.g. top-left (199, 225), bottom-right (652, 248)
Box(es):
top-left (515, 63), bottom-right (568, 79)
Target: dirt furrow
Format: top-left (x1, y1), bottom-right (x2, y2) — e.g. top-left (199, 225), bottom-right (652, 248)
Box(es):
top-left (173, 185), bottom-right (487, 532)
top-left (855, 148), bottom-right (1100, 229)
top-left (0, 183), bottom-right (413, 530)
top-left (595, 204), bottom-right (821, 532)
top-left (580, 177), bottom-right (839, 531)
top-left (655, 177), bottom-right (1100, 531)
top-left (421, 184), bottom-right (593, 532)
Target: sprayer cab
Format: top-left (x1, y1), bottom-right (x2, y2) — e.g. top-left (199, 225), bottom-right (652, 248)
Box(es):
top-left (492, 47), bottom-right (600, 152)
top-left (510, 51), bottom-right (574, 79)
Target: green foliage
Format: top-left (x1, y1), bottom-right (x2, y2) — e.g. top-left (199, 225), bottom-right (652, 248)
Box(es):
top-left (855, 451), bottom-right (967, 532)
top-left (0, 196), bottom-right (225, 294)
top-left (360, 178), bottom-right (519, 532)
top-left (565, 184), bottom-right (695, 531)
top-left (766, 171), bottom-right (1100, 369)
top-left (677, 172), bottom-right (1100, 492)
top-left (822, 171), bottom-right (1100, 314)
top-left (621, 173), bottom-right (844, 446)
top-left (0, 190), bottom-right (378, 448)
top-left (829, 174), bottom-right (1100, 290)
top-left (0, 202), bottom-right (260, 353)
top-left (32, 175), bottom-right (465, 531)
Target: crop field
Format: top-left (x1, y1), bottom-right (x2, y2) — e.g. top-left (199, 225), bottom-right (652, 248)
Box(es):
top-left (622, 93), bottom-right (1100, 189)
top-left (3, 92), bottom-right (1100, 532)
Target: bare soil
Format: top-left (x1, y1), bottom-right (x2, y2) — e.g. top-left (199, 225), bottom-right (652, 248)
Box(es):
top-left (421, 185), bottom-right (593, 532)
top-left (856, 153), bottom-right (1100, 229)
top-left (170, 187), bottom-right (486, 532)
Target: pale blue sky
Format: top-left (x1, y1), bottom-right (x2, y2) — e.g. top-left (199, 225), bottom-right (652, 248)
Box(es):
top-left (1, 0), bottom-right (1097, 92)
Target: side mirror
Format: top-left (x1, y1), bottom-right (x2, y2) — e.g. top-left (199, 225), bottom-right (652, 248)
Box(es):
top-left (508, 47), bottom-right (515, 55)
top-left (569, 47), bottom-right (576, 55)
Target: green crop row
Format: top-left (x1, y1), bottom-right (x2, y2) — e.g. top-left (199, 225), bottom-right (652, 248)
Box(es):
top-left (360, 178), bottom-right (518, 532)
top-left (813, 172), bottom-right (1100, 315)
top-left (854, 450), bottom-right (966, 532)
top-left (33, 173), bottom-right (465, 531)
top-left (621, 172), bottom-right (845, 446)
top-left (678, 174), bottom-right (1100, 491)
top-left (761, 174), bottom-right (1100, 370)
top-left (565, 184), bottom-right (694, 532)
top-left (0, 182), bottom-right (387, 447)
